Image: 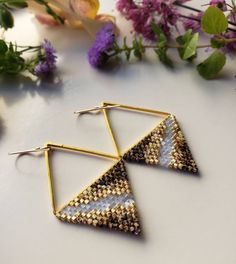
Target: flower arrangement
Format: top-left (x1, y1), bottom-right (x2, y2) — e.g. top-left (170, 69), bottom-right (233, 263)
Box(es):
top-left (0, 0), bottom-right (114, 77)
top-left (0, 0), bottom-right (236, 79)
top-left (88, 0), bottom-right (236, 79)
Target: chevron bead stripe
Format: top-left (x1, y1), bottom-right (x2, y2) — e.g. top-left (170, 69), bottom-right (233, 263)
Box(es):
top-left (123, 115), bottom-right (198, 173)
top-left (56, 160), bottom-right (141, 235)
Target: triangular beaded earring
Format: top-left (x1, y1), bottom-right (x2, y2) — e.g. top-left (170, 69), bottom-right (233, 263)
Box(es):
top-left (123, 114), bottom-right (198, 173)
top-left (9, 142), bottom-right (141, 235)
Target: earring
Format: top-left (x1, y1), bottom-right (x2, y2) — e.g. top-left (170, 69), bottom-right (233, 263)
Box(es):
top-left (9, 143), bottom-right (141, 235)
top-left (75, 102), bottom-right (198, 173)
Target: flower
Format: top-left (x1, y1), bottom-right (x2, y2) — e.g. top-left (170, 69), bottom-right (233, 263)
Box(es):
top-left (229, 12), bottom-right (236, 23)
top-left (209, 0), bottom-right (227, 11)
top-left (34, 39), bottom-right (57, 76)
top-left (175, 0), bottom-right (191, 3)
top-left (221, 32), bottom-right (236, 56)
top-left (88, 23), bottom-right (115, 68)
top-left (34, 61), bottom-right (55, 76)
top-left (183, 12), bottom-right (203, 33)
top-left (28, 0), bottom-right (115, 37)
top-left (116, 0), bottom-right (180, 40)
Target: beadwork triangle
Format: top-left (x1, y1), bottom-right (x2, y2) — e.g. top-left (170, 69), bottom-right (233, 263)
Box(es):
top-left (56, 159), bottom-right (141, 235)
top-left (123, 115), bottom-right (198, 173)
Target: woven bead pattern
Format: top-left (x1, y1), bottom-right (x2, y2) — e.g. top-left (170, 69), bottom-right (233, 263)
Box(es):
top-left (123, 115), bottom-right (198, 173)
top-left (56, 160), bottom-right (141, 235)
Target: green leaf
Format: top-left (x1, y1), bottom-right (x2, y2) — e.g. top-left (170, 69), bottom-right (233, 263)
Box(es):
top-left (155, 47), bottom-right (173, 68)
top-left (151, 23), bottom-right (167, 47)
top-left (34, 0), bottom-right (45, 4)
top-left (176, 30), bottom-right (198, 60)
top-left (9, 42), bottom-right (14, 52)
top-left (132, 38), bottom-right (145, 60)
top-left (122, 37), bottom-right (131, 61)
top-left (197, 50), bottom-right (226, 79)
top-left (3, 51), bottom-right (25, 74)
top-left (182, 33), bottom-right (199, 60)
top-left (0, 39), bottom-right (8, 54)
top-left (151, 23), bottom-right (173, 66)
top-left (210, 38), bottom-right (226, 48)
top-left (5, 1), bottom-right (28, 9)
top-left (125, 49), bottom-right (131, 61)
top-left (0, 7), bottom-right (14, 30)
top-left (201, 6), bottom-right (228, 35)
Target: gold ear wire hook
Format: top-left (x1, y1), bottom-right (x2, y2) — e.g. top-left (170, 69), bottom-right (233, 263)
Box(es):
top-left (8, 145), bottom-right (56, 213)
top-left (74, 104), bottom-right (120, 115)
top-left (8, 146), bottom-right (50, 155)
top-left (73, 104), bottom-right (122, 157)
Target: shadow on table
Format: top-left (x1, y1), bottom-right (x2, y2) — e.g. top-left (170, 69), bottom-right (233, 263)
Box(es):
top-left (0, 72), bottom-right (64, 106)
top-left (97, 55), bottom-right (236, 86)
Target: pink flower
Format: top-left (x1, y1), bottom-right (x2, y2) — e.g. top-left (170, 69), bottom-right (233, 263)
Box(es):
top-left (221, 32), bottom-right (236, 56)
top-left (183, 12), bottom-right (203, 33)
top-left (229, 12), bottom-right (236, 23)
top-left (116, 0), bottom-right (180, 40)
top-left (35, 14), bottom-right (60, 26)
top-left (175, 0), bottom-right (191, 3)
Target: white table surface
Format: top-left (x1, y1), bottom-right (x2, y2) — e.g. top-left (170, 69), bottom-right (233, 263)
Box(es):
top-left (1, 1), bottom-right (236, 263)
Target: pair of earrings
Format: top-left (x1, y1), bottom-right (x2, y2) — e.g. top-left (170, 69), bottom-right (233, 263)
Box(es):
top-left (10, 102), bottom-right (198, 235)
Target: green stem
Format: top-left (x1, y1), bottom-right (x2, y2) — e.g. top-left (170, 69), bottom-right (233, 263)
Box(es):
top-left (219, 37), bottom-right (236, 43)
top-left (34, 0), bottom-right (64, 24)
top-left (4, 43), bottom-right (41, 53)
top-left (174, 2), bottom-right (202, 13)
top-left (111, 37), bottom-right (236, 58)
top-left (5, 42), bottom-right (41, 49)
top-left (168, 44), bottom-right (211, 49)
top-left (226, 3), bottom-right (234, 9)
top-left (19, 46), bottom-right (40, 53)
top-left (115, 43), bottom-right (212, 53)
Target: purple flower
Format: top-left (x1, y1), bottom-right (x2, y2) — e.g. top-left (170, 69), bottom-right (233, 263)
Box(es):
top-left (116, 0), bottom-right (136, 13)
top-left (175, 0), bottom-right (191, 3)
top-left (183, 12), bottom-right (203, 33)
top-left (209, 0), bottom-right (227, 11)
top-left (34, 39), bottom-right (57, 76)
top-left (116, 0), bottom-right (180, 41)
top-left (229, 12), bottom-right (236, 23)
top-left (88, 23), bottom-right (115, 68)
top-left (221, 32), bottom-right (236, 56)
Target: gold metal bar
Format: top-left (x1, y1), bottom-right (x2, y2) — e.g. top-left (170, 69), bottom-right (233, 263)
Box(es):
top-left (101, 103), bottom-right (121, 157)
top-left (103, 101), bottom-right (170, 117)
top-left (44, 146), bottom-right (56, 214)
top-left (46, 142), bottom-right (118, 160)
